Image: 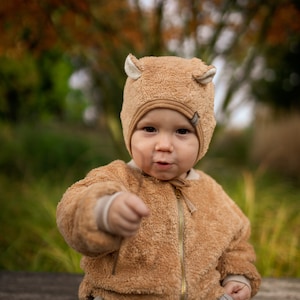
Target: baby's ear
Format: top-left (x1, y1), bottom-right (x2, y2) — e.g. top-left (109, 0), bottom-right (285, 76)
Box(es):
top-left (193, 67), bottom-right (216, 85)
top-left (124, 54), bottom-right (142, 80)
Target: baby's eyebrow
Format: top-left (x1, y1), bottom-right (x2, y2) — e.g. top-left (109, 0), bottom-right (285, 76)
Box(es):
top-left (177, 123), bottom-right (194, 129)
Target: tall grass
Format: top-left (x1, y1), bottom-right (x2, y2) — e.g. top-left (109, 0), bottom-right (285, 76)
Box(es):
top-left (0, 122), bottom-right (299, 277)
top-left (0, 174), bottom-right (82, 273)
top-left (227, 171), bottom-right (300, 277)
top-left (0, 122), bottom-right (117, 273)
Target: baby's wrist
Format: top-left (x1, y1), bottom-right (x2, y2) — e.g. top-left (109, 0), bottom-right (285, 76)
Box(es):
top-left (219, 294), bottom-right (233, 300)
top-left (95, 192), bottom-right (123, 233)
top-left (222, 274), bottom-right (251, 292)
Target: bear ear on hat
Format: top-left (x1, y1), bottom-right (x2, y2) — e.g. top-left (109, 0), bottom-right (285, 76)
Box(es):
top-left (124, 54), bottom-right (142, 80)
top-left (193, 67), bottom-right (216, 85)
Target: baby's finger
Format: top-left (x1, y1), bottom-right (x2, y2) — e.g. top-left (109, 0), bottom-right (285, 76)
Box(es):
top-left (118, 202), bottom-right (143, 223)
top-left (113, 218), bottom-right (141, 237)
top-left (125, 195), bottom-right (150, 218)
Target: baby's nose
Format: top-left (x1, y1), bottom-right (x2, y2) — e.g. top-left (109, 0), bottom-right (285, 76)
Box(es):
top-left (154, 134), bottom-right (174, 151)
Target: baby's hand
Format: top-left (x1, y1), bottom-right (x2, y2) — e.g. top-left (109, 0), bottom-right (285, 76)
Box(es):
top-left (223, 281), bottom-right (251, 300)
top-left (107, 192), bottom-right (150, 237)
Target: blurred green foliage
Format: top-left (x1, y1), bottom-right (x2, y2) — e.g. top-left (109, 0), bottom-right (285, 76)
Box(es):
top-left (0, 123), bottom-right (118, 182)
top-left (0, 123), bottom-right (299, 277)
top-left (0, 0), bottom-right (299, 278)
top-left (0, 51), bottom-right (73, 123)
top-left (253, 38), bottom-right (300, 111)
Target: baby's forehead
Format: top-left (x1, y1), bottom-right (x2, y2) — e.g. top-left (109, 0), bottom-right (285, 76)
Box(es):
top-left (137, 108), bottom-right (192, 124)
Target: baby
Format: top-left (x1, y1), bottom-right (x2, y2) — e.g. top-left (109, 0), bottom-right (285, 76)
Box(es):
top-left (57, 54), bottom-right (261, 300)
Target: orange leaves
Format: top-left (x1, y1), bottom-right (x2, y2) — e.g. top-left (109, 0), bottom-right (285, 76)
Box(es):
top-left (0, 0), bottom-right (91, 57)
top-left (267, 3), bottom-right (300, 46)
top-left (0, 0), bottom-right (57, 56)
top-left (1, 0), bottom-right (299, 66)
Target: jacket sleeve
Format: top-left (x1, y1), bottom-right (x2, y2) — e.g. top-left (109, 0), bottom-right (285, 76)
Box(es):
top-left (217, 206), bottom-right (261, 297)
top-left (56, 167), bottom-right (128, 257)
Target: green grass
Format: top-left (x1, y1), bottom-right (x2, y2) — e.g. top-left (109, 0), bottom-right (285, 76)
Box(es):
top-left (223, 170), bottom-right (300, 277)
top-left (0, 175), bottom-right (82, 272)
top-left (0, 122), bottom-right (118, 273)
top-left (0, 123), bottom-right (299, 277)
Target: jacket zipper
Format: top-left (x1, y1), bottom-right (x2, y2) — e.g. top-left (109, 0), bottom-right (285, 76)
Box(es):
top-left (175, 188), bottom-right (187, 299)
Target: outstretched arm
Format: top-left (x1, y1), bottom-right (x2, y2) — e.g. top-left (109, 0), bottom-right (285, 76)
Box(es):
top-left (57, 177), bottom-right (128, 256)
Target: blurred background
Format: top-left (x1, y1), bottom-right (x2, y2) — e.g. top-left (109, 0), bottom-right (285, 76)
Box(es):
top-left (0, 0), bottom-right (299, 277)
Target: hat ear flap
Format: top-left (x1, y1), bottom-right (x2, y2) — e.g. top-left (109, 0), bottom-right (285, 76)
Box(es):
top-left (124, 54), bottom-right (142, 80)
top-left (193, 67), bottom-right (216, 85)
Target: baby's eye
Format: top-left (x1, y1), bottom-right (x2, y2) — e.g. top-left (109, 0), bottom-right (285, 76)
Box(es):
top-left (176, 128), bottom-right (189, 135)
top-left (143, 126), bottom-right (156, 132)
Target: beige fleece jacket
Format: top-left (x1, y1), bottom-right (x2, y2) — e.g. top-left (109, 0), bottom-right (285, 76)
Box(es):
top-left (56, 160), bottom-right (261, 300)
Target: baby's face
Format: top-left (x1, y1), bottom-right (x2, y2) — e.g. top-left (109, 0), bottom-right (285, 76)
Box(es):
top-left (131, 108), bottom-right (199, 180)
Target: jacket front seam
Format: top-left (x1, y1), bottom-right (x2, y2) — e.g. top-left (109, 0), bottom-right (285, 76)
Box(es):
top-left (175, 188), bottom-right (187, 300)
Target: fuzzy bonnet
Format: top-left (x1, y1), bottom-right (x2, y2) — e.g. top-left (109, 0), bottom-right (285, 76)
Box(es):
top-left (121, 54), bottom-right (216, 163)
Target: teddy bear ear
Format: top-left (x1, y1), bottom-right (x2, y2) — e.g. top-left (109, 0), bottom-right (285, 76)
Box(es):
top-left (193, 67), bottom-right (216, 85)
top-left (124, 54), bottom-right (142, 80)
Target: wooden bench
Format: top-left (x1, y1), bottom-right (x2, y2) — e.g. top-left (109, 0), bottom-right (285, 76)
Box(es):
top-left (0, 271), bottom-right (300, 299)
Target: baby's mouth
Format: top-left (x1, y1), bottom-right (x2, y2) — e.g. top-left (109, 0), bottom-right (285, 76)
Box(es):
top-left (156, 160), bottom-right (169, 164)
top-left (155, 161), bottom-right (172, 166)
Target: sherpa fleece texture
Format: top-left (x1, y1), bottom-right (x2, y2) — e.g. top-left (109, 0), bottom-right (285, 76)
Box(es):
top-left (56, 160), bottom-right (261, 300)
